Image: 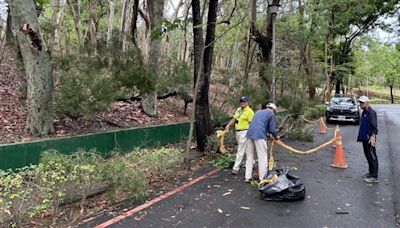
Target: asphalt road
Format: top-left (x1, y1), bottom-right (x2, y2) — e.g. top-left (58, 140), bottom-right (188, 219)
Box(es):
top-left (90, 104), bottom-right (400, 228)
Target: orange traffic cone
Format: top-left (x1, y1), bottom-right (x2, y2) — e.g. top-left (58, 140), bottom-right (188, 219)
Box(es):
top-left (319, 118), bottom-right (328, 134)
top-left (331, 132), bottom-right (348, 169)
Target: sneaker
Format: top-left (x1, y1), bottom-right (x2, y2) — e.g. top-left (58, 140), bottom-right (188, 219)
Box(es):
top-left (362, 173), bottom-right (371, 178)
top-left (244, 179), bottom-right (251, 183)
top-left (231, 169), bottom-right (239, 175)
top-left (364, 177), bottom-right (379, 183)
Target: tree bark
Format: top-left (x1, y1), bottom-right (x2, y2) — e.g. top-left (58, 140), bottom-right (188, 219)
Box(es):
top-left (106, 0), bottom-right (115, 47)
top-left (142, 0), bottom-right (165, 116)
top-left (194, 0), bottom-right (218, 152)
top-left (9, 0), bottom-right (54, 135)
top-left (88, 0), bottom-right (97, 55)
top-left (130, 0), bottom-right (139, 46)
top-left (192, 0), bottom-right (204, 87)
top-left (67, 0), bottom-right (83, 50)
top-left (390, 85), bottom-right (394, 104)
top-left (298, 0), bottom-right (318, 101)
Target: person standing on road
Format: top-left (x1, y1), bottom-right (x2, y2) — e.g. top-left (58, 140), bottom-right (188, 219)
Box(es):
top-left (357, 96), bottom-right (379, 183)
top-left (245, 103), bottom-right (279, 182)
top-left (225, 96), bottom-right (254, 175)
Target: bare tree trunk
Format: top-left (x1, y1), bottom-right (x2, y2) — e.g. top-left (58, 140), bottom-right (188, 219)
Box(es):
top-left (298, 0), bottom-right (318, 101)
top-left (67, 0), bottom-right (83, 50)
top-left (106, 0), bottom-right (115, 47)
top-left (194, 0), bottom-right (218, 152)
top-left (122, 0), bottom-right (134, 52)
top-left (142, 0), bottom-right (165, 116)
top-left (390, 85), bottom-right (394, 104)
top-left (192, 0), bottom-right (204, 86)
top-left (120, 0), bottom-right (127, 34)
top-left (9, 0), bottom-right (54, 135)
top-left (88, 0), bottom-right (97, 55)
top-left (130, 0), bottom-right (139, 47)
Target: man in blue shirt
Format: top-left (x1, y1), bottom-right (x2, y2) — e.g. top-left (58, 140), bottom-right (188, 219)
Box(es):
top-left (357, 96), bottom-right (379, 183)
top-left (245, 103), bottom-right (279, 182)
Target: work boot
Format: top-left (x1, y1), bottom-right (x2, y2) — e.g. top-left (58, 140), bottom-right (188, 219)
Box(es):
top-left (231, 169), bottom-right (239, 175)
top-left (364, 177), bottom-right (379, 183)
top-left (362, 173), bottom-right (371, 178)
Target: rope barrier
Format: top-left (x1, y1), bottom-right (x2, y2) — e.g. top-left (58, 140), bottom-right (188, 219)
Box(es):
top-left (216, 130), bottom-right (228, 154)
top-left (274, 138), bottom-right (335, 155)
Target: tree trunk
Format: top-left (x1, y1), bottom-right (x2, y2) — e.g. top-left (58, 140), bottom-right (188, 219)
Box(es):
top-left (142, 0), bottom-right (165, 116)
top-left (390, 85), bottom-right (394, 104)
top-left (130, 0), bottom-right (139, 46)
top-left (88, 0), bottom-right (97, 55)
top-left (192, 0), bottom-right (204, 87)
top-left (9, 0), bottom-right (54, 135)
top-left (122, 0), bottom-right (133, 52)
top-left (298, 0), bottom-right (318, 101)
top-left (67, 0), bottom-right (83, 50)
top-left (194, 0), bottom-right (218, 152)
top-left (106, 0), bottom-right (115, 47)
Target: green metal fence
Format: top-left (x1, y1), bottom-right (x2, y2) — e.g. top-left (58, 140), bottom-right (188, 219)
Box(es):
top-left (0, 122), bottom-right (190, 170)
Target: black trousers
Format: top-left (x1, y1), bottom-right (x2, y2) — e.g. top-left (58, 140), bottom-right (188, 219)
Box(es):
top-left (362, 141), bottom-right (379, 178)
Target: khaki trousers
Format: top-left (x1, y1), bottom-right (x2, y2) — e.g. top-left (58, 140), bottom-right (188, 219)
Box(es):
top-left (245, 138), bottom-right (268, 181)
top-left (232, 130), bottom-right (248, 171)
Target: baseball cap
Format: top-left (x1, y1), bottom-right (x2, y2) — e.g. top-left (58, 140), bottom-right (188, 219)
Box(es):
top-left (239, 96), bottom-right (249, 103)
top-left (267, 103), bottom-right (277, 111)
top-left (359, 96), bottom-right (369, 103)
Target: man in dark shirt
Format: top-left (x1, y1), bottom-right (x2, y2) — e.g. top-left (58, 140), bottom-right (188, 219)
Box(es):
top-left (357, 96), bottom-right (379, 183)
top-left (245, 103), bottom-right (279, 182)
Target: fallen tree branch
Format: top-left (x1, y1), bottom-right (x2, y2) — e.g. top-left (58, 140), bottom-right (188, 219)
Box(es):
top-left (116, 91), bottom-right (193, 115)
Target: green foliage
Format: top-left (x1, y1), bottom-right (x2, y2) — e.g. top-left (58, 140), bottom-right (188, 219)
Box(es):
top-left (129, 148), bottom-right (183, 179)
top-left (157, 58), bottom-right (192, 95)
top-left (36, 151), bottom-right (73, 217)
top-left (288, 126), bottom-right (314, 142)
top-left (211, 154), bottom-right (235, 169)
top-left (101, 156), bottom-right (148, 203)
top-left (53, 47), bottom-right (153, 117)
top-left (303, 104), bottom-right (327, 120)
top-left (277, 95), bottom-right (309, 115)
top-left (0, 165), bottom-right (39, 226)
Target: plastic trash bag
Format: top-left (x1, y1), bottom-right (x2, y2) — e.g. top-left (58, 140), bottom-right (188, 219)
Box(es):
top-left (258, 168), bottom-right (305, 201)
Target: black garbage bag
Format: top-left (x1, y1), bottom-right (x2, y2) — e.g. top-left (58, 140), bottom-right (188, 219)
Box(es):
top-left (258, 168), bottom-right (305, 201)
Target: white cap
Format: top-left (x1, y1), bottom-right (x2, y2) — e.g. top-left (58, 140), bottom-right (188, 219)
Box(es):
top-left (359, 96), bottom-right (369, 103)
top-left (267, 103), bottom-right (277, 111)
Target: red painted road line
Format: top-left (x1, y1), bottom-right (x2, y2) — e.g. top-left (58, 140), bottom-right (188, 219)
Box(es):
top-left (95, 168), bottom-right (221, 228)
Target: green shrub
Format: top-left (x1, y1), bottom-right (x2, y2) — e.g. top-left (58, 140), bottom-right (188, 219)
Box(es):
top-left (211, 154), bottom-right (235, 169)
top-left (287, 126), bottom-right (314, 142)
top-left (36, 150), bottom-right (74, 220)
top-left (130, 148), bottom-right (183, 180)
top-left (0, 165), bottom-right (39, 227)
top-left (101, 156), bottom-right (148, 203)
top-left (69, 150), bottom-right (104, 214)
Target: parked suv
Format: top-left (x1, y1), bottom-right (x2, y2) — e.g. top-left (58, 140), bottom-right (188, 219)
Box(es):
top-left (326, 95), bottom-right (360, 124)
